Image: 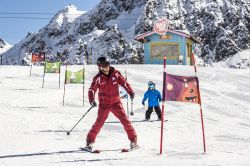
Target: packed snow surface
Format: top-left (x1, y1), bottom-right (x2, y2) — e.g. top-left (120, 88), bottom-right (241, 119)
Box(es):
top-left (0, 65), bottom-right (250, 166)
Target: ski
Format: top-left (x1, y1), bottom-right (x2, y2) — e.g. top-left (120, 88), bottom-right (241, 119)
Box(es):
top-left (144, 119), bottom-right (168, 122)
top-left (106, 119), bottom-right (168, 124)
top-left (121, 146), bottom-right (141, 153)
top-left (79, 147), bottom-right (101, 153)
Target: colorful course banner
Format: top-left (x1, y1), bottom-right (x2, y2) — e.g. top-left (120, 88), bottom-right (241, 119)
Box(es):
top-left (164, 73), bottom-right (200, 103)
top-left (65, 69), bottom-right (84, 84)
top-left (45, 62), bottom-right (61, 73)
top-left (32, 52), bottom-right (45, 63)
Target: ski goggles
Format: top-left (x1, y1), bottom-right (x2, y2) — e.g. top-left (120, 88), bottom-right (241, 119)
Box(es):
top-left (149, 84), bottom-right (155, 89)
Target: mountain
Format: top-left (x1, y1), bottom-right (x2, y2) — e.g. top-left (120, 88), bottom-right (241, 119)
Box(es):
top-left (2, 4), bottom-right (85, 65)
top-left (0, 38), bottom-right (12, 55)
top-left (2, 0), bottom-right (250, 65)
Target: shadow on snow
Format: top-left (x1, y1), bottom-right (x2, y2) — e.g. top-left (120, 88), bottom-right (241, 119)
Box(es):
top-left (0, 149), bottom-right (83, 159)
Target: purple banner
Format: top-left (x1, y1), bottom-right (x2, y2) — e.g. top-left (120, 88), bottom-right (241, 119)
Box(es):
top-left (164, 73), bottom-right (200, 103)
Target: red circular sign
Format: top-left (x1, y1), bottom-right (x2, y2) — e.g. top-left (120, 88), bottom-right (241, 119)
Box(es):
top-left (153, 18), bottom-right (169, 35)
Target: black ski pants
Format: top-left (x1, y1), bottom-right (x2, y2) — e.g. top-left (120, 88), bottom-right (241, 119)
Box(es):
top-left (145, 106), bottom-right (162, 120)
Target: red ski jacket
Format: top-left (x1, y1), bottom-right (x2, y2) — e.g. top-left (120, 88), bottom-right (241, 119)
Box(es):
top-left (88, 66), bottom-right (134, 107)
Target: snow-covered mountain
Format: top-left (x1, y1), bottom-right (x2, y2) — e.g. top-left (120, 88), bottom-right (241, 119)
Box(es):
top-left (0, 38), bottom-right (12, 55)
top-left (2, 0), bottom-right (250, 65)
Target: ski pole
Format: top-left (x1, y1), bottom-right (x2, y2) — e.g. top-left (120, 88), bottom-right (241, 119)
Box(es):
top-left (130, 99), bottom-right (134, 116)
top-left (127, 95), bottom-right (129, 119)
top-left (66, 106), bottom-right (93, 135)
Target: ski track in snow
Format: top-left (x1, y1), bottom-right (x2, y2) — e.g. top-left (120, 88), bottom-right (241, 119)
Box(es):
top-left (0, 65), bottom-right (250, 166)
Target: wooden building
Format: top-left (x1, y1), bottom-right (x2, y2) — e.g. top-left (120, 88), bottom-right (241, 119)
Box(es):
top-left (135, 30), bottom-right (200, 65)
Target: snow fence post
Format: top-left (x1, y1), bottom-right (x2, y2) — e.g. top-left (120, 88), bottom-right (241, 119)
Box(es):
top-left (30, 54), bottom-right (33, 76)
top-left (58, 62), bottom-right (61, 89)
top-left (42, 61), bottom-right (46, 88)
top-left (63, 64), bottom-right (68, 106)
top-left (82, 64), bottom-right (85, 106)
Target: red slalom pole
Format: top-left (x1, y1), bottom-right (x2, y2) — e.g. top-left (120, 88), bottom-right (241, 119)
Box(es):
top-left (196, 78), bottom-right (206, 153)
top-left (192, 52), bottom-right (206, 153)
top-left (160, 56), bottom-right (167, 155)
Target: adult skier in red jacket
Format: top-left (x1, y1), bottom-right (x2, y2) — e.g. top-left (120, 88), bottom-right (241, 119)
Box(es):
top-left (85, 56), bottom-right (138, 150)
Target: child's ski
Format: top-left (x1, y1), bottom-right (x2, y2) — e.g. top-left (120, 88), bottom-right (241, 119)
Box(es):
top-left (145, 119), bottom-right (168, 122)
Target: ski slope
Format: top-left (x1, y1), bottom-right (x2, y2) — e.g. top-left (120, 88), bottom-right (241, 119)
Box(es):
top-left (0, 65), bottom-right (250, 166)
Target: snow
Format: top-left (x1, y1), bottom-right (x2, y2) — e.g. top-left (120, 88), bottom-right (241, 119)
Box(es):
top-left (0, 65), bottom-right (250, 166)
top-left (91, 30), bottom-right (105, 37)
top-left (48, 4), bottom-right (85, 30)
top-left (214, 49), bottom-right (250, 68)
top-left (0, 40), bottom-right (12, 55)
top-left (106, 6), bottom-right (144, 31)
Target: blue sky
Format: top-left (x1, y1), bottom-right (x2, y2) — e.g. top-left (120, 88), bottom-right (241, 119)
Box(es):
top-left (0, 0), bottom-right (100, 45)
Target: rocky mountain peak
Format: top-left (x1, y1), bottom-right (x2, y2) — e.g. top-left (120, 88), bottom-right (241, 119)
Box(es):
top-left (2, 0), bottom-right (250, 65)
top-left (0, 38), bottom-right (12, 54)
top-left (0, 38), bottom-right (6, 48)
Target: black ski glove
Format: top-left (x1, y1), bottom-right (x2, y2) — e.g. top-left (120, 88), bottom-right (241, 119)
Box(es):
top-left (90, 101), bottom-right (97, 107)
top-left (130, 92), bottom-right (135, 100)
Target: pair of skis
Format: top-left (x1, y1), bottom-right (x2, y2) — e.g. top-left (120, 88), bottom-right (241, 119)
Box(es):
top-left (80, 146), bottom-right (140, 154)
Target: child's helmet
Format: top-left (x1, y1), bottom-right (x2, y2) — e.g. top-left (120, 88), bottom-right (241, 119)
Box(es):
top-left (148, 81), bottom-right (155, 89)
top-left (148, 81), bottom-right (153, 86)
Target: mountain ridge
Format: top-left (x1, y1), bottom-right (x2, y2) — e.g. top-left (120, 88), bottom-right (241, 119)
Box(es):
top-left (2, 0), bottom-right (250, 65)
top-left (0, 38), bottom-right (12, 55)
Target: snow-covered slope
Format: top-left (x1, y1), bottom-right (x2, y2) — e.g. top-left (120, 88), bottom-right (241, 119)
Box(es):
top-left (0, 38), bottom-right (12, 54)
top-left (214, 49), bottom-right (250, 68)
top-left (0, 65), bottom-right (250, 165)
top-left (2, 0), bottom-right (250, 65)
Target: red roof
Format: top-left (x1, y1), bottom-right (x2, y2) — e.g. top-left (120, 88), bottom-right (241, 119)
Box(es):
top-left (135, 30), bottom-right (201, 44)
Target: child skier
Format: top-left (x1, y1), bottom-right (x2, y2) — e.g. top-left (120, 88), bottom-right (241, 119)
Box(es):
top-left (142, 81), bottom-right (162, 121)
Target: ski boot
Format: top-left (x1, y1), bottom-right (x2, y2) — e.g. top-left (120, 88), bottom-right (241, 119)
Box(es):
top-left (130, 140), bottom-right (139, 149)
top-left (84, 141), bottom-right (93, 151)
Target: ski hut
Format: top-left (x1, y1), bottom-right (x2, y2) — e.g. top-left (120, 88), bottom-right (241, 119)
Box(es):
top-left (135, 18), bottom-right (200, 65)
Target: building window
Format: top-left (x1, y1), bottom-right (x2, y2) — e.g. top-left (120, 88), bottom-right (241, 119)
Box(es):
top-left (151, 43), bottom-right (179, 60)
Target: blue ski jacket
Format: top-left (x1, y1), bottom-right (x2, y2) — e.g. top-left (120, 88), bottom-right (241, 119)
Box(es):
top-left (142, 89), bottom-right (162, 107)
